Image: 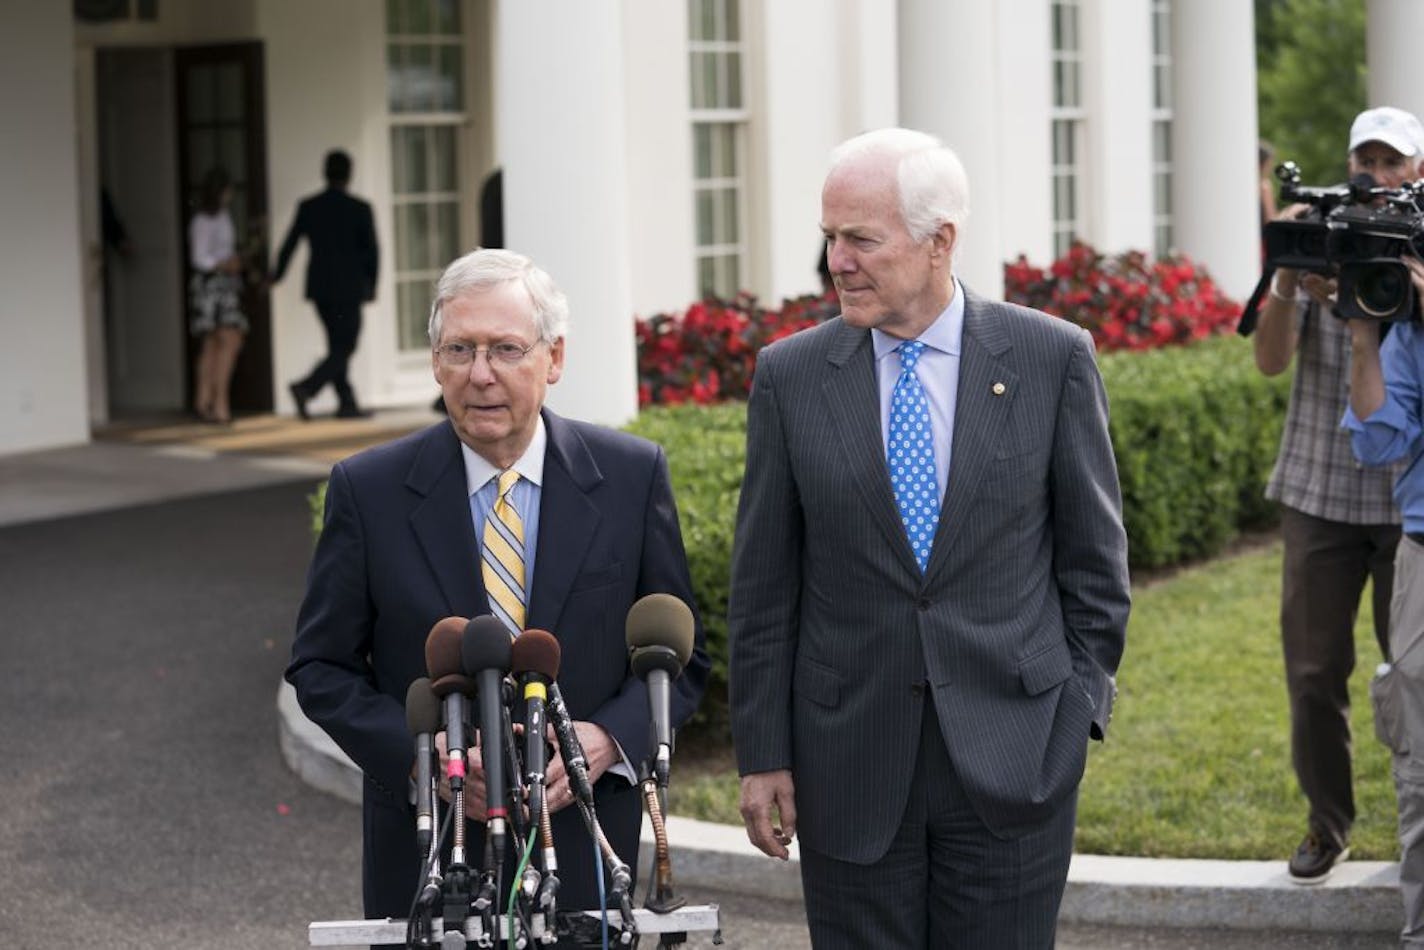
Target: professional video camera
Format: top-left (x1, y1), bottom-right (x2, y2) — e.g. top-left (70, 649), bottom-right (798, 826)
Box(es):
top-left (1238, 161), bottom-right (1424, 335)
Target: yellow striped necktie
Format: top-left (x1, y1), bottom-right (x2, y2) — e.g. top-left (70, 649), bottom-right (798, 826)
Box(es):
top-left (481, 470), bottom-right (526, 634)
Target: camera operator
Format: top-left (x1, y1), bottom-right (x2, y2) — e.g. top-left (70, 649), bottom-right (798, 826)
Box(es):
top-left (1253, 106), bottom-right (1420, 885)
top-left (1344, 242), bottom-right (1424, 947)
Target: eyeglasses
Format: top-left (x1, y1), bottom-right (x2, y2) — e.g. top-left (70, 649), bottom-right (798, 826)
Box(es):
top-left (435, 340), bottom-right (543, 368)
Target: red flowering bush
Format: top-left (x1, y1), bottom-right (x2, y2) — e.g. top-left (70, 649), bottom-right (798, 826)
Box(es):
top-left (636, 291), bottom-right (839, 406)
top-left (1005, 242), bottom-right (1242, 351)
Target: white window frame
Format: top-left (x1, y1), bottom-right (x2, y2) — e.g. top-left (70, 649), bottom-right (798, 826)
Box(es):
top-left (1150, 0), bottom-right (1175, 258)
top-left (689, 0), bottom-right (749, 299)
top-left (1050, 0), bottom-right (1086, 258)
top-left (387, 2), bottom-right (469, 354)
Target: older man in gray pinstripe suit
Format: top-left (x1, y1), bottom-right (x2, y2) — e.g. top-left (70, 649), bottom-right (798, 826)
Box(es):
top-left (727, 128), bottom-right (1131, 948)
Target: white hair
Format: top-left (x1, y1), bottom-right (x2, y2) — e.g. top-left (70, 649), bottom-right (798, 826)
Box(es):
top-left (426, 248), bottom-right (570, 347)
top-left (828, 128), bottom-right (971, 243)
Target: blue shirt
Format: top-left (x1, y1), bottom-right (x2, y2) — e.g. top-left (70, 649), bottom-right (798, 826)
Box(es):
top-left (462, 419), bottom-right (547, 594)
top-left (872, 277), bottom-right (965, 501)
top-left (1342, 321), bottom-right (1424, 532)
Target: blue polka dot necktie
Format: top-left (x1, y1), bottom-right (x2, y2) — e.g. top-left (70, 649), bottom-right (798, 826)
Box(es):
top-left (888, 340), bottom-right (940, 573)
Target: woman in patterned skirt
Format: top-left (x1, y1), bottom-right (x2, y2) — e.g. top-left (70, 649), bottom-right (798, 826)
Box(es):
top-left (187, 167), bottom-right (247, 424)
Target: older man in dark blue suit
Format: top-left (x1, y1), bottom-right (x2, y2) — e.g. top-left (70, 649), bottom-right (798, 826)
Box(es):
top-left (287, 248), bottom-right (708, 933)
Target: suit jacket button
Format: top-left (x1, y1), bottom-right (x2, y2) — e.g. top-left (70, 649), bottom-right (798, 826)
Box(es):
top-left (917, 598), bottom-right (931, 611)
top-left (910, 682), bottom-right (925, 697)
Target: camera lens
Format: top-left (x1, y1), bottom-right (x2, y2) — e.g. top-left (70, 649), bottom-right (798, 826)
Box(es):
top-left (1352, 263), bottom-right (1408, 318)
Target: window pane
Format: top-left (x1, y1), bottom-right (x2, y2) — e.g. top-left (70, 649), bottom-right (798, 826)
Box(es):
top-left (399, 279), bottom-right (429, 351)
top-left (438, 44), bottom-right (463, 111)
top-left (1155, 172), bottom-right (1172, 215)
top-left (693, 125), bottom-right (712, 179)
top-left (689, 53), bottom-right (709, 110)
top-left (219, 127), bottom-right (246, 182)
top-left (215, 63), bottom-right (244, 121)
top-left (726, 51), bottom-right (743, 108)
top-left (435, 200), bottom-right (460, 263)
top-left (434, 0), bottom-right (460, 34)
top-left (1053, 61), bottom-right (1066, 108)
top-left (717, 254), bottom-right (739, 297)
top-left (387, 44), bottom-right (408, 112)
top-left (188, 130), bottom-right (217, 184)
top-left (1156, 121), bottom-right (1172, 162)
top-left (407, 0), bottom-right (431, 34)
top-left (725, 0), bottom-right (740, 42)
top-left (187, 68), bottom-right (215, 123)
top-left (430, 125), bottom-right (456, 192)
top-left (1052, 3), bottom-right (1064, 50)
top-left (392, 127), bottom-right (428, 194)
top-left (697, 256), bottom-right (717, 298)
top-left (386, 0), bottom-right (404, 34)
top-left (696, 190), bottom-right (714, 245)
top-left (716, 187), bottom-right (738, 244)
top-left (396, 204), bottom-right (432, 270)
top-left (718, 124), bottom-right (737, 176)
top-left (409, 45), bottom-right (434, 112)
top-left (1064, 2), bottom-right (1078, 50)
top-left (701, 53), bottom-right (718, 108)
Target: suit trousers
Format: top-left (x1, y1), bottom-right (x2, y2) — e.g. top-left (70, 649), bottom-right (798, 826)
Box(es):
top-left (797, 695), bottom-right (1076, 949)
top-left (1279, 506), bottom-right (1399, 850)
top-left (298, 298), bottom-right (364, 409)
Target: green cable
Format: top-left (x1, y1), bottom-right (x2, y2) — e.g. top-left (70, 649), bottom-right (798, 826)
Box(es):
top-left (507, 830), bottom-right (538, 950)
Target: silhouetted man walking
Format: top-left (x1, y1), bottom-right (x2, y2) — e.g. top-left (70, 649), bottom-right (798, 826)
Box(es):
top-left (272, 149), bottom-right (379, 419)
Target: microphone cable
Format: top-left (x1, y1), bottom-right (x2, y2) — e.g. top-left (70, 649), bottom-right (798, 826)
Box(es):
top-left (594, 832), bottom-right (610, 950)
top-left (506, 830), bottom-right (538, 950)
top-left (406, 801), bottom-right (455, 948)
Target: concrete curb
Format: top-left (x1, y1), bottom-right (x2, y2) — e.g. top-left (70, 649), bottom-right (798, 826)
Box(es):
top-left (277, 682), bottom-right (1402, 935)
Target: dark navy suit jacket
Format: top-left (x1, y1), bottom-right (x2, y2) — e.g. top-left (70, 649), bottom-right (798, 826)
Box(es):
top-left (287, 411), bottom-right (708, 919)
top-left (272, 187), bottom-right (378, 305)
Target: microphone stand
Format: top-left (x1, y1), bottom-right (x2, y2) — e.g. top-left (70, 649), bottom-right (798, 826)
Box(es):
top-left (547, 684), bottom-right (638, 945)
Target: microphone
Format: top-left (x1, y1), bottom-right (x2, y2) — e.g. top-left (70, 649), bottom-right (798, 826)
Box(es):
top-left (511, 629), bottom-right (562, 906)
top-left (405, 676), bottom-right (442, 860)
top-left (511, 629), bottom-right (561, 787)
top-left (424, 616), bottom-right (474, 872)
top-left (625, 594), bottom-right (695, 786)
top-left (460, 615), bottom-right (513, 842)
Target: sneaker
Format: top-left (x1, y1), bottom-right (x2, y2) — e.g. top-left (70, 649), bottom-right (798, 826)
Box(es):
top-left (1288, 832), bottom-right (1349, 884)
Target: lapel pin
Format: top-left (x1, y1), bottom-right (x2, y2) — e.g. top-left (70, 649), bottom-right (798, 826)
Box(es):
top-left (992, 382), bottom-right (1006, 396)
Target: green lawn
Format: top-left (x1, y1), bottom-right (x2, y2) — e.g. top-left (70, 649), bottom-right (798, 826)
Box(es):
top-left (670, 539), bottom-right (1402, 861)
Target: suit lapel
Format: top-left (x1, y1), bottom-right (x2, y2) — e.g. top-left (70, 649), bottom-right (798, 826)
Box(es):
top-left (406, 422), bottom-right (486, 620)
top-left (821, 321), bottom-right (923, 575)
top-left (527, 410), bottom-right (601, 631)
top-left (925, 290), bottom-right (1018, 584)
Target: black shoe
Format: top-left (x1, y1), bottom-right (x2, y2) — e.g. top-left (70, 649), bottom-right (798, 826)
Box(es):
top-left (289, 382), bottom-right (311, 421)
top-left (1288, 832), bottom-right (1349, 884)
top-left (335, 405), bottom-right (373, 419)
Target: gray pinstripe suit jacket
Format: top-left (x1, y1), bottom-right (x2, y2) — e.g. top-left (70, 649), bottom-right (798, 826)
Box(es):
top-left (727, 288), bottom-right (1130, 864)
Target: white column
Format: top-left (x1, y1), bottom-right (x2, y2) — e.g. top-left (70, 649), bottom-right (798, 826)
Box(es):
top-left (991, 0), bottom-right (1054, 270)
top-left (623, 0), bottom-right (696, 318)
top-left (496, 1), bottom-right (636, 427)
top-left (746, 0), bottom-right (899, 303)
top-left (897, 0), bottom-right (1003, 297)
top-left (1367, 0), bottom-right (1424, 122)
top-left (1081, 1), bottom-right (1153, 253)
top-left (1170, 0), bottom-right (1259, 300)
top-left (0, 1), bottom-right (89, 454)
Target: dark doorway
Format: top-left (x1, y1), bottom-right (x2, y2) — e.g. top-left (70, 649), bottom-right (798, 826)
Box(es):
top-left (174, 41), bottom-right (273, 413)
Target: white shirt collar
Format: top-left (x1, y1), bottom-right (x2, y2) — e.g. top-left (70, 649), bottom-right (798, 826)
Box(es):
top-left (461, 415), bottom-right (548, 496)
top-left (870, 276), bottom-right (965, 359)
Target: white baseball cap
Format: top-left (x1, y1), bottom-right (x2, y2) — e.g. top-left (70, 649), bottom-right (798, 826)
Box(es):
top-left (1348, 106), bottom-right (1424, 157)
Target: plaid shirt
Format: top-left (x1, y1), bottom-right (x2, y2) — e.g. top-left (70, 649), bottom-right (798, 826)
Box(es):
top-left (1265, 300), bottom-right (1401, 525)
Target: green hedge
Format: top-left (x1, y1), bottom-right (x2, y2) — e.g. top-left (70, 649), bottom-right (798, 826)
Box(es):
top-left (630, 335), bottom-right (1293, 735)
top-left (1100, 335), bottom-right (1291, 568)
